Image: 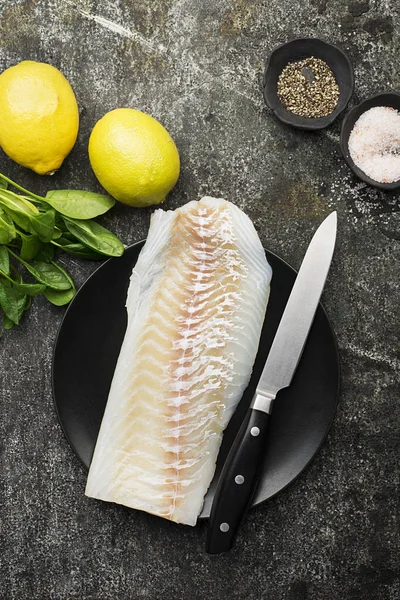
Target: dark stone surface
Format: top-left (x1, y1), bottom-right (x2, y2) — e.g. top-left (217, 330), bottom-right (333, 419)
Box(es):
top-left (0, 1), bottom-right (399, 599)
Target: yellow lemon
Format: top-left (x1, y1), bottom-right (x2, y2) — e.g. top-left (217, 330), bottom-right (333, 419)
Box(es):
top-left (88, 108), bottom-right (180, 207)
top-left (0, 61), bottom-right (79, 175)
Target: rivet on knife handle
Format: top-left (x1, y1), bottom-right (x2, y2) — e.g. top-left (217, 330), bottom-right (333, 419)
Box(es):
top-left (206, 394), bottom-right (274, 555)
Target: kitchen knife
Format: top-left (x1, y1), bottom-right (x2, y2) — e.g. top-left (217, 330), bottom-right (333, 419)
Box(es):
top-left (206, 211), bottom-right (337, 554)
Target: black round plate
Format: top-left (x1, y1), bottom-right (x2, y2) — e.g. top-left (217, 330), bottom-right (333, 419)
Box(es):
top-left (52, 242), bottom-right (340, 519)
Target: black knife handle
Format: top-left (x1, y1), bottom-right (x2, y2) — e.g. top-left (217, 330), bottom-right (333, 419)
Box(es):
top-left (206, 408), bottom-right (270, 554)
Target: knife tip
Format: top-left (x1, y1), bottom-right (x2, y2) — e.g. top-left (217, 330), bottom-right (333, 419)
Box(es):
top-left (326, 210), bottom-right (337, 229)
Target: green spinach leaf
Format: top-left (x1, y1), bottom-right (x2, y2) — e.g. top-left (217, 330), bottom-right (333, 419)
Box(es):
top-left (8, 250), bottom-right (71, 290)
top-left (18, 231), bottom-right (44, 261)
top-left (51, 260), bottom-right (75, 290)
top-left (0, 208), bottom-right (17, 244)
top-left (52, 238), bottom-right (103, 260)
top-left (45, 190), bottom-right (115, 219)
top-left (63, 217), bottom-right (124, 257)
top-left (0, 279), bottom-right (27, 324)
top-left (53, 226), bottom-right (63, 239)
top-left (44, 286), bottom-right (75, 306)
top-left (29, 208), bottom-right (55, 243)
top-left (3, 314), bottom-right (15, 330)
top-left (1, 206), bottom-right (31, 232)
top-left (0, 189), bottom-right (38, 217)
top-left (35, 244), bottom-right (55, 263)
top-left (0, 269), bottom-right (46, 295)
top-left (0, 246), bottom-right (9, 274)
top-left (29, 261), bottom-right (72, 290)
top-left (43, 261), bottom-right (75, 305)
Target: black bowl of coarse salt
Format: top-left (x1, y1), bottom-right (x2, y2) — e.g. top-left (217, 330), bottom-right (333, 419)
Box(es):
top-left (263, 38), bottom-right (354, 130)
top-left (340, 92), bottom-right (400, 190)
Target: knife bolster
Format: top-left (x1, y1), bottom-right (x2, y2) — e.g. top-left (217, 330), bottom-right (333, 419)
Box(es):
top-left (251, 392), bottom-right (275, 414)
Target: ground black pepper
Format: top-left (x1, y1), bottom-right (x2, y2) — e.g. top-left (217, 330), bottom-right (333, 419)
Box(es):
top-left (277, 56), bottom-right (340, 118)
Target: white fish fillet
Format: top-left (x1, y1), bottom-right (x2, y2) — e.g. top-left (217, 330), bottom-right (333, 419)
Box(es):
top-left (85, 197), bottom-right (272, 525)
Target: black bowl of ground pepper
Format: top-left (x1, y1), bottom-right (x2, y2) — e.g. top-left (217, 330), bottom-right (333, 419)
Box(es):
top-left (263, 38), bottom-right (354, 130)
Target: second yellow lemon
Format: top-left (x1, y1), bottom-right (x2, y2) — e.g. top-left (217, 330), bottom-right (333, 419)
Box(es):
top-left (88, 108), bottom-right (180, 207)
top-left (0, 61), bottom-right (79, 175)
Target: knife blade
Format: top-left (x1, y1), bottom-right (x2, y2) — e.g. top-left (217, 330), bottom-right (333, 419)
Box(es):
top-left (206, 211), bottom-right (337, 554)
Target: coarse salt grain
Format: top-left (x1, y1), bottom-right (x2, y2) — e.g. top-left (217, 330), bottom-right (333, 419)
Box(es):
top-left (348, 106), bottom-right (400, 184)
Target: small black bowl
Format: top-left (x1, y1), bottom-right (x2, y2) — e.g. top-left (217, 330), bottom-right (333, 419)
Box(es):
top-left (263, 38), bottom-right (354, 130)
top-left (340, 92), bottom-right (400, 190)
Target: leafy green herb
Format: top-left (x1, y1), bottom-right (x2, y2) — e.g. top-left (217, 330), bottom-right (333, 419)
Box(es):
top-left (35, 260), bottom-right (72, 290)
top-left (52, 238), bottom-right (104, 260)
top-left (0, 208), bottom-right (16, 244)
top-left (53, 226), bottom-right (63, 239)
top-left (18, 231), bottom-right (44, 261)
top-left (3, 314), bottom-right (16, 330)
top-left (43, 261), bottom-right (76, 306)
top-left (0, 171), bottom-right (125, 332)
top-left (63, 217), bottom-right (124, 257)
top-left (29, 208), bottom-right (55, 243)
top-left (0, 190), bottom-right (38, 232)
top-left (0, 269), bottom-right (45, 295)
top-left (43, 286), bottom-right (75, 306)
top-left (0, 189), bottom-right (39, 216)
top-left (0, 246), bottom-right (9, 274)
top-left (0, 191), bottom-right (55, 243)
top-left (0, 279), bottom-right (27, 325)
top-left (9, 250), bottom-right (72, 290)
top-left (35, 244), bottom-right (55, 263)
top-left (45, 190), bottom-right (115, 219)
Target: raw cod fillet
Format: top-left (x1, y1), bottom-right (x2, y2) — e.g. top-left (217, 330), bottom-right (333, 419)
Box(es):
top-left (85, 197), bottom-right (272, 525)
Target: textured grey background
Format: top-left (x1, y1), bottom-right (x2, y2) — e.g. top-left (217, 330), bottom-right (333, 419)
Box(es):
top-left (0, 1), bottom-right (399, 599)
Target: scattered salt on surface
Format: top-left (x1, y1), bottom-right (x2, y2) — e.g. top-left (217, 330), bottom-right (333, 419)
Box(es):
top-left (348, 106), bottom-right (400, 184)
